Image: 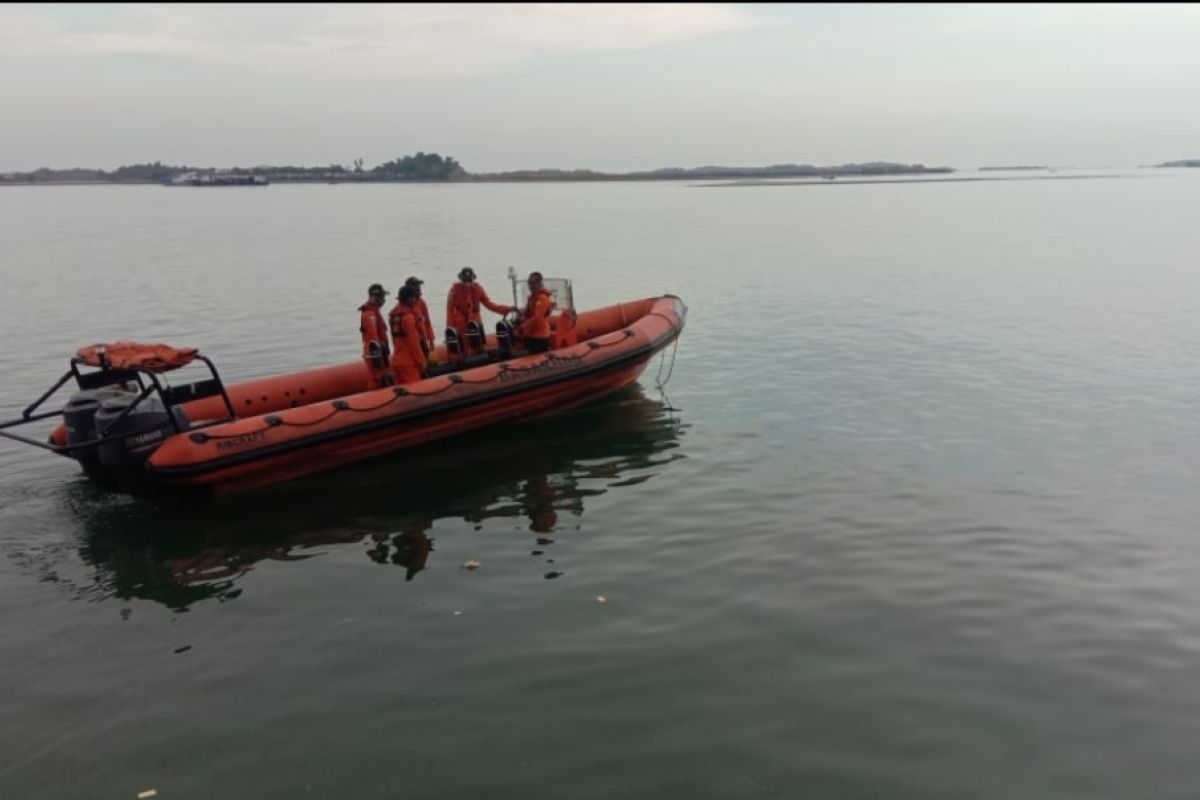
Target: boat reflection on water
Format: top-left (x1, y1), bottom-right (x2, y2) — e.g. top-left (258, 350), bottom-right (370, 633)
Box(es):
top-left (70, 385), bottom-right (686, 609)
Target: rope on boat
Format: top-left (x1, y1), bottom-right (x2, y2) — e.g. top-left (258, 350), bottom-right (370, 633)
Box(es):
top-left (654, 336), bottom-right (679, 390)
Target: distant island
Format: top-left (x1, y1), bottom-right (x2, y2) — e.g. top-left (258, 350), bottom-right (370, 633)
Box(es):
top-left (0, 153), bottom-right (952, 185)
top-left (978, 165), bottom-right (1047, 171)
top-left (0, 153), bottom-right (466, 185)
top-left (1158, 159), bottom-right (1200, 168)
top-left (471, 161), bottom-right (952, 182)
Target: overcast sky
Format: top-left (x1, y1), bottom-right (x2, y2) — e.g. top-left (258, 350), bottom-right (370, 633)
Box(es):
top-left (1, 3), bottom-right (1197, 172)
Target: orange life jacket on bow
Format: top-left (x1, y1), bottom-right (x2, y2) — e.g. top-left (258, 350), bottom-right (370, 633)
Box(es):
top-left (75, 341), bottom-right (198, 373)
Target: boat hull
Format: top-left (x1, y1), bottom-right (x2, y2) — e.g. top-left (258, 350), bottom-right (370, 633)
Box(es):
top-left (143, 296), bottom-right (685, 494)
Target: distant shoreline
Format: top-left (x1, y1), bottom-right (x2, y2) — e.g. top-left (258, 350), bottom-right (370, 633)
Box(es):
top-left (465, 166), bottom-right (953, 182)
top-left (0, 172), bottom-right (1138, 188)
top-left (0, 170), bottom-right (952, 187)
top-left (0, 156), bottom-right (954, 186)
top-left (0, 173), bottom-right (956, 186)
top-left (0, 180), bottom-right (161, 187)
top-left (0, 172), bottom-right (1157, 190)
top-left (701, 173), bottom-right (1126, 188)
top-left (4, 155), bottom-right (1197, 186)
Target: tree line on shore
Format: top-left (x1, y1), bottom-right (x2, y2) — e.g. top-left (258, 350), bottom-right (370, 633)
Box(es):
top-left (0, 153), bottom-right (467, 183)
top-left (1, 153), bottom-right (961, 184)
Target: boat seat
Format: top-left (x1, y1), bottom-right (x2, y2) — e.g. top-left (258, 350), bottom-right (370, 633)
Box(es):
top-left (427, 353), bottom-right (490, 378)
top-left (466, 320), bottom-right (486, 350)
top-left (426, 362), bottom-right (458, 378)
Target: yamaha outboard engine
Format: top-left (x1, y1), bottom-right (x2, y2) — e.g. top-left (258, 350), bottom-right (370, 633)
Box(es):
top-left (0, 344), bottom-right (234, 496)
top-left (92, 395), bottom-right (188, 489)
top-left (62, 386), bottom-right (135, 486)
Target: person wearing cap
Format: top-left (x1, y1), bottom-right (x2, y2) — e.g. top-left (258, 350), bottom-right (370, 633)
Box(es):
top-left (359, 283), bottom-right (394, 389)
top-left (388, 285), bottom-right (429, 384)
top-left (445, 267), bottom-right (514, 355)
top-left (405, 276), bottom-right (436, 354)
top-left (515, 271), bottom-right (555, 354)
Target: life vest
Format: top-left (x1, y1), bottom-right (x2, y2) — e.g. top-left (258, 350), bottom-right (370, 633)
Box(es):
top-left (415, 297), bottom-right (435, 344)
top-left (358, 303), bottom-right (389, 359)
top-left (388, 303), bottom-right (426, 369)
top-left (75, 341), bottom-right (198, 373)
top-left (446, 282), bottom-right (508, 331)
top-left (388, 305), bottom-right (407, 338)
top-left (518, 286), bottom-right (555, 340)
top-left (447, 282), bottom-right (478, 322)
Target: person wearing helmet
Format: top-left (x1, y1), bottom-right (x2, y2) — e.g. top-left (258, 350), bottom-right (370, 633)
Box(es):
top-left (389, 285), bottom-right (429, 384)
top-left (445, 267), bottom-right (514, 355)
top-left (359, 283), bottom-right (394, 389)
top-left (404, 276), bottom-right (436, 354)
top-left (515, 271), bottom-right (555, 354)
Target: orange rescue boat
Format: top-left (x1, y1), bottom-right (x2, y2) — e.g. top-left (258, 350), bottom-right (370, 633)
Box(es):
top-left (0, 291), bottom-right (686, 495)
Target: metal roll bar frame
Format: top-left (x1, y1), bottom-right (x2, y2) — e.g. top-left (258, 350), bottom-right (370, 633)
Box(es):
top-left (0, 354), bottom-right (236, 456)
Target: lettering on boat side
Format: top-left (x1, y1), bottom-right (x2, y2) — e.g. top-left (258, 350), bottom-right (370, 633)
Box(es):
top-left (498, 357), bottom-right (571, 383)
top-left (215, 431), bottom-right (267, 452)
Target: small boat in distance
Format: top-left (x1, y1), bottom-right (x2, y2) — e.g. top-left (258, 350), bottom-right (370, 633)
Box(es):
top-left (168, 171), bottom-right (269, 187)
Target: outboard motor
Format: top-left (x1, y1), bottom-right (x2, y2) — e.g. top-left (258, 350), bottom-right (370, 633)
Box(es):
top-left (93, 395), bottom-right (188, 488)
top-left (62, 386), bottom-right (135, 485)
top-left (2, 342), bottom-right (233, 495)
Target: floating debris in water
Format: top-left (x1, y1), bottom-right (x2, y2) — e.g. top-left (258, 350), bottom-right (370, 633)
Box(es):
top-left (536, 537), bottom-right (554, 545)
top-left (463, 560), bottom-right (481, 570)
top-left (596, 596), bottom-right (607, 604)
top-left (531, 550), bottom-right (544, 556)
top-left (137, 790), bottom-right (158, 799)
top-left (173, 645), bottom-right (191, 654)
top-left (544, 571), bottom-right (563, 580)
top-left (453, 611), bottom-right (463, 616)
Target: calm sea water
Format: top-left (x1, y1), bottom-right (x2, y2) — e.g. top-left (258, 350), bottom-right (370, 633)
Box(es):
top-left (3, 170), bottom-right (1200, 799)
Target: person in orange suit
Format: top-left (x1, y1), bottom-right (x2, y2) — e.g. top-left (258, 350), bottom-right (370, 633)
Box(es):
top-left (359, 283), bottom-right (393, 389)
top-left (389, 285), bottom-right (429, 384)
top-left (516, 271), bottom-right (555, 354)
top-left (405, 276), bottom-right (436, 354)
top-left (445, 267), bottom-right (514, 355)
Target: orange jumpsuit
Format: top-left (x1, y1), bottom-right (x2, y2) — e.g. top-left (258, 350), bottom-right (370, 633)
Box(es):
top-left (389, 302), bottom-right (427, 384)
top-left (517, 286), bottom-right (554, 351)
top-left (446, 282), bottom-right (511, 353)
top-left (359, 302), bottom-right (392, 389)
top-left (415, 297), bottom-right (435, 352)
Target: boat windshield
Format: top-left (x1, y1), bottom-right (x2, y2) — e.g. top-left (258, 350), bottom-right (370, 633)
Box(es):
top-left (512, 276), bottom-right (574, 313)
